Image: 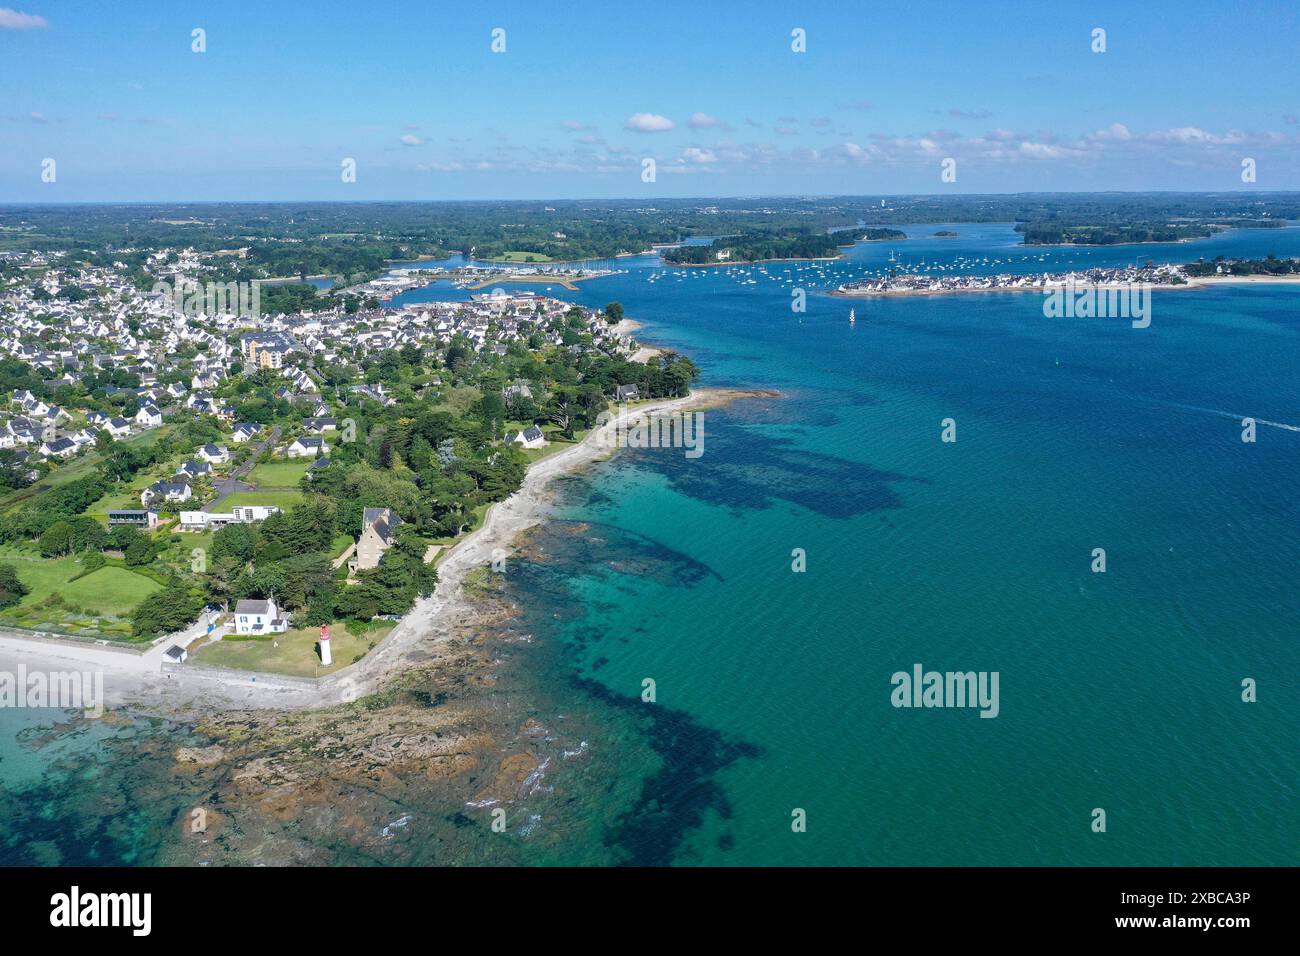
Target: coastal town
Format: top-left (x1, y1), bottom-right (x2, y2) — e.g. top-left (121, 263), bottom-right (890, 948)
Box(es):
top-left (834, 262), bottom-right (1193, 297)
top-left (366, 264), bottom-right (622, 299)
top-left (0, 244), bottom-right (696, 674)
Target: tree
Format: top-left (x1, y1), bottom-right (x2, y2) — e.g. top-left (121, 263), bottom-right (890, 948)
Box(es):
top-left (131, 582), bottom-right (204, 638)
top-left (334, 582), bottom-right (381, 622)
top-left (70, 515), bottom-right (107, 552)
top-left (39, 520), bottom-right (76, 557)
top-left (108, 525), bottom-right (145, 552)
top-left (0, 564), bottom-right (29, 610)
top-left (212, 522), bottom-right (258, 564)
top-left (0, 449), bottom-right (33, 492)
top-left (546, 388), bottom-right (577, 439)
top-left (124, 535), bottom-right (157, 567)
top-left (603, 302), bottom-right (624, 326)
top-left (206, 554), bottom-right (244, 611)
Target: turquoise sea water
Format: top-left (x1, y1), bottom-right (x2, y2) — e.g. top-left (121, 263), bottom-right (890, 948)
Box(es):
top-left (479, 223), bottom-right (1300, 865)
top-left (4, 223), bottom-right (1299, 865)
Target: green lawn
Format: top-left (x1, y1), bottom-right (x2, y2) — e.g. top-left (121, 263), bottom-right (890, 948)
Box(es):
top-left (0, 547), bottom-right (161, 637)
top-left (0, 548), bottom-right (81, 603)
top-left (190, 622), bottom-right (393, 677)
top-left (521, 426), bottom-right (587, 463)
top-left (246, 459), bottom-right (312, 487)
top-left (62, 566), bottom-right (162, 616)
top-left (330, 533), bottom-right (354, 559)
top-left (219, 489), bottom-right (305, 510)
top-left (156, 531), bottom-right (214, 575)
top-left (88, 482), bottom-right (157, 514)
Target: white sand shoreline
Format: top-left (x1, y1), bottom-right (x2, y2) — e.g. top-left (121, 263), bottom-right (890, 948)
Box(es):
top-left (832, 274), bottom-right (1300, 299)
top-left (0, 388), bottom-right (756, 715)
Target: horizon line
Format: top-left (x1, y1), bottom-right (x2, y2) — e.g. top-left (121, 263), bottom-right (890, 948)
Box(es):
top-left (4, 189), bottom-right (1300, 207)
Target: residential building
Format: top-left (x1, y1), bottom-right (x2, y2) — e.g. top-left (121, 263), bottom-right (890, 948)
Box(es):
top-left (286, 436), bottom-right (328, 458)
top-left (351, 507), bottom-right (402, 571)
top-left (507, 424), bottom-right (547, 449)
top-left (108, 509), bottom-right (160, 528)
top-left (233, 597), bottom-right (287, 635)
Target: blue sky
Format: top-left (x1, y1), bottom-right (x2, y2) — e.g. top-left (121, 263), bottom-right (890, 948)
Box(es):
top-left (3, 0), bottom-right (1299, 201)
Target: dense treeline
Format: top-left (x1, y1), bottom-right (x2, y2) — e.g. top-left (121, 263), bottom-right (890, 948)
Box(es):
top-left (6, 197), bottom-right (1294, 276)
top-left (663, 230), bottom-right (848, 264)
top-left (1, 476), bottom-right (109, 541)
top-left (1017, 221), bottom-right (1223, 245)
top-left (1183, 254), bottom-right (1300, 276)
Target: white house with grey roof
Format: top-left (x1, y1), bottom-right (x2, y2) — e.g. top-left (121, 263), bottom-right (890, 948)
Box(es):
top-left (233, 596), bottom-right (286, 635)
top-left (141, 480), bottom-right (192, 506)
top-left (198, 443), bottom-right (230, 464)
top-left (507, 424), bottom-right (547, 449)
top-left (135, 404), bottom-right (163, 428)
top-left (286, 436), bottom-right (328, 458)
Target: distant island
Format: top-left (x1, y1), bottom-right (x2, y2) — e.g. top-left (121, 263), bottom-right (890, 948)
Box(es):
top-left (1016, 218), bottom-right (1284, 246)
top-left (660, 226), bottom-right (906, 265)
top-left (934, 230), bottom-right (960, 237)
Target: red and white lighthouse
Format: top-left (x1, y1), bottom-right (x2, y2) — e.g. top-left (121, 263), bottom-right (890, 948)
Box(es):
top-left (320, 624), bottom-right (332, 666)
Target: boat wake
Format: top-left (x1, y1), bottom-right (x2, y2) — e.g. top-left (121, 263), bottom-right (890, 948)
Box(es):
top-left (1159, 400), bottom-right (1300, 433)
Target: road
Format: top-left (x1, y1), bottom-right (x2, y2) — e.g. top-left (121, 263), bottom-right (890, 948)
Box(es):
top-left (206, 424), bottom-right (280, 511)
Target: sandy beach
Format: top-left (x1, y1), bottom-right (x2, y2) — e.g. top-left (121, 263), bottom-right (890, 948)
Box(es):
top-left (612, 317), bottom-right (665, 362)
top-left (0, 387), bottom-right (765, 715)
top-left (1188, 273), bottom-right (1300, 287)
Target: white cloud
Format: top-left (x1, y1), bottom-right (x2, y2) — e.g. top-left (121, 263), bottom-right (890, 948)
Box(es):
top-left (1088, 122), bottom-right (1132, 142)
top-left (1151, 126), bottom-right (1211, 144)
top-left (688, 112), bottom-right (720, 129)
top-left (400, 134), bottom-right (425, 146)
top-left (624, 112), bottom-right (675, 132)
top-left (561, 119), bottom-right (594, 131)
top-left (681, 147), bottom-right (718, 164)
top-left (0, 7), bottom-right (47, 29)
top-left (1018, 141), bottom-right (1075, 159)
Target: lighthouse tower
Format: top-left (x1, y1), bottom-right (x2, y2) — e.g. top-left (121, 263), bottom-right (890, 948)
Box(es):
top-left (320, 624), bottom-right (332, 666)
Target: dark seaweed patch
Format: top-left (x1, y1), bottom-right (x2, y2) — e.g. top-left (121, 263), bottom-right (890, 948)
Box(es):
top-left (572, 674), bottom-right (762, 867)
top-left (624, 415), bottom-right (924, 519)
